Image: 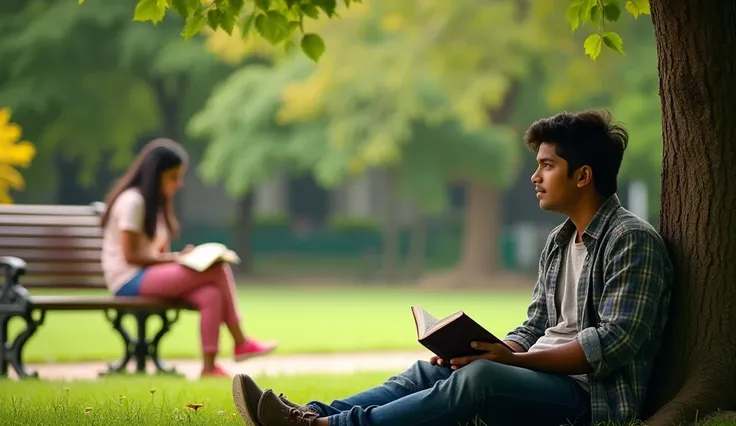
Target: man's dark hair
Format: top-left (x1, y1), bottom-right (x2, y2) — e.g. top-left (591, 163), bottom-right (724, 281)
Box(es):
top-left (524, 109), bottom-right (629, 197)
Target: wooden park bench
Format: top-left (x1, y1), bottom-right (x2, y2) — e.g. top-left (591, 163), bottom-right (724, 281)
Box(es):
top-left (0, 202), bottom-right (195, 379)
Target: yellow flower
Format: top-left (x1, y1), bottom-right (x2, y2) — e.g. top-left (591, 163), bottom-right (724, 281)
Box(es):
top-left (0, 107), bottom-right (36, 204)
top-left (186, 403), bottom-right (204, 412)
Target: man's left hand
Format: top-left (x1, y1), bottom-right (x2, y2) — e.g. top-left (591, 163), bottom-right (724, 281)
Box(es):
top-left (449, 341), bottom-right (515, 370)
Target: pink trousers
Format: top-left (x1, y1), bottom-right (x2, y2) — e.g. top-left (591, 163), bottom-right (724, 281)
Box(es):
top-left (138, 262), bottom-right (242, 354)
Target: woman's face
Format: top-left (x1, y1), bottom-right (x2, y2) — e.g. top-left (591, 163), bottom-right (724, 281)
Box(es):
top-left (160, 164), bottom-right (185, 198)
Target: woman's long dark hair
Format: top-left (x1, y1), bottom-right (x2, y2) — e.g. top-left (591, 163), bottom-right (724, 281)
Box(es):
top-left (101, 138), bottom-right (189, 239)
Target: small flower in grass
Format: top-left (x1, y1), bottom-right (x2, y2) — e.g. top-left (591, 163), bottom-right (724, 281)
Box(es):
top-left (149, 388), bottom-right (156, 395)
top-left (226, 413), bottom-right (237, 419)
top-left (186, 403), bottom-right (204, 412)
top-left (83, 407), bottom-right (93, 415)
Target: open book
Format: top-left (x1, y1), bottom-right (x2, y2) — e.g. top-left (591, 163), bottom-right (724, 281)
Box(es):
top-left (411, 305), bottom-right (515, 362)
top-left (177, 242), bottom-right (240, 272)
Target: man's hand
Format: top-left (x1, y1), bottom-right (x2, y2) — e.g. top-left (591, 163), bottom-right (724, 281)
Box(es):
top-left (429, 355), bottom-right (447, 367)
top-left (449, 341), bottom-right (515, 370)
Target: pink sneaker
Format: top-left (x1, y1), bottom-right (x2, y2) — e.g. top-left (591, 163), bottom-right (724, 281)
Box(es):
top-left (234, 338), bottom-right (277, 362)
top-left (201, 364), bottom-right (231, 379)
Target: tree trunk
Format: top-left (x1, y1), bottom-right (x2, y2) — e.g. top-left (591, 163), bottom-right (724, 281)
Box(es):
top-left (419, 181), bottom-right (507, 289)
top-left (643, 1), bottom-right (736, 424)
top-left (458, 180), bottom-right (501, 276)
top-left (233, 192), bottom-right (255, 276)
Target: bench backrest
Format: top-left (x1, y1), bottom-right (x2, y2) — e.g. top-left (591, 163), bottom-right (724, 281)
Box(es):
top-left (0, 202), bottom-right (107, 289)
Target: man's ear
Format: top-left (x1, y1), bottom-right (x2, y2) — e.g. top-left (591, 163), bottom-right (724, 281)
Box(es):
top-left (577, 165), bottom-right (593, 187)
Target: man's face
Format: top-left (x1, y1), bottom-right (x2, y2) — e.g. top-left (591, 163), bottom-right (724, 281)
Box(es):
top-left (531, 142), bottom-right (580, 213)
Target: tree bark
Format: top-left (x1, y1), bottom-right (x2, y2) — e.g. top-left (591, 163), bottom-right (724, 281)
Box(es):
top-left (643, 1), bottom-right (736, 424)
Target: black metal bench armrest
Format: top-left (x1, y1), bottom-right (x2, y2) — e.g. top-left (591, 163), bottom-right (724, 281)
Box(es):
top-left (0, 256), bottom-right (27, 286)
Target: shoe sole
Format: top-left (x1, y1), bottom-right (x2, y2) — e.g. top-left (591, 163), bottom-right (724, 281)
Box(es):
top-left (232, 375), bottom-right (258, 426)
top-left (233, 345), bottom-right (277, 363)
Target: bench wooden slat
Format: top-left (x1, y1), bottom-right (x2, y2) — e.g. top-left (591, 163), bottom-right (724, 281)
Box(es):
top-left (0, 204), bottom-right (103, 215)
top-left (4, 249), bottom-right (101, 262)
top-left (0, 226), bottom-right (102, 238)
top-left (0, 237), bottom-right (103, 250)
top-left (25, 262), bottom-right (103, 276)
top-left (22, 280), bottom-right (107, 289)
top-left (29, 295), bottom-right (195, 311)
top-left (0, 215), bottom-right (100, 227)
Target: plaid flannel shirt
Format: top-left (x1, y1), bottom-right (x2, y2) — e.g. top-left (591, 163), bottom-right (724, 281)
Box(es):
top-left (504, 195), bottom-right (673, 424)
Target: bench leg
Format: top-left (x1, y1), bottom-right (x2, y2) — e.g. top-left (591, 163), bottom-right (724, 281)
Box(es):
top-left (147, 310), bottom-right (181, 375)
top-left (101, 309), bottom-right (183, 377)
top-left (4, 311), bottom-right (44, 379)
top-left (102, 309), bottom-right (136, 376)
top-left (0, 314), bottom-right (8, 377)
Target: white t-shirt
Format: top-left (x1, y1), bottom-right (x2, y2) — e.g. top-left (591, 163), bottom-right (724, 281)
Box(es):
top-left (528, 233), bottom-right (589, 391)
top-left (101, 188), bottom-right (169, 294)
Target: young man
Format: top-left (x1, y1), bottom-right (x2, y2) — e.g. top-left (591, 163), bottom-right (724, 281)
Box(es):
top-left (231, 110), bottom-right (674, 426)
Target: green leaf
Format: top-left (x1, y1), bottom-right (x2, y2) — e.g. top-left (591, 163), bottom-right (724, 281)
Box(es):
top-left (287, 21), bottom-right (300, 37)
top-left (171, 0), bottom-right (199, 17)
top-left (602, 31), bottom-right (625, 55)
top-left (583, 33), bottom-right (603, 60)
top-left (78, 0), bottom-right (85, 4)
top-left (625, 0), bottom-right (650, 18)
top-left (225, 0), bottom-right (244, 15)
top-left (207, 9), bottom-right (223, 31)
top-left (302, 4), bottom-right (320, 19)
top-left (313, 0), bottom-right (337, 17)
top-left (133, 0), bottom-right (166, 23)
top-left (255, 11), bottom-right (291, 43)
top-left (219, 10), bottom-right (237, 34)
top-left (255, 0), bottom-right (270, 12)
top-left (565, 1), bottom-right (583, 31)
top-left (240, 13), bottom-right (257, 39)
top-left (577, 0), bottom-right (597, 26)
top-left (589, 5), bottom-right (601, 25)
top-left (301, 33), bottom-right (325, 61)
top-left (181, 12), bottom-right (207, 38)
top-left (603, 1), bottom-right (622, 22)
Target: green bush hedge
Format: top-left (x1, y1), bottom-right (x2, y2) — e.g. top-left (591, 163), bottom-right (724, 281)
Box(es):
top-left (178, 217), bottom-right (518, 269)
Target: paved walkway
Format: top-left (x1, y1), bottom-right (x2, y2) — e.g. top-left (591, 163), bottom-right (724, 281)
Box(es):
top-left (9, 350), bottom-right (432, 381)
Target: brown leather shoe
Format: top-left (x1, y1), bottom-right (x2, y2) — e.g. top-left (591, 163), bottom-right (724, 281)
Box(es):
top-left (258, 389), bottom-right (320, 426)
top-left (232, 374), bottom-right (265, 426)
top-left (232, 374), bottom-right (319, 426)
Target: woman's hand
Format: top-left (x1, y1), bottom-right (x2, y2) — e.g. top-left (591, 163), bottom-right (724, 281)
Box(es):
top-left (181, 244), bottom-right (194, 254)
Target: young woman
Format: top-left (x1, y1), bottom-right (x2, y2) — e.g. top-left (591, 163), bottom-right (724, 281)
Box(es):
top-left (100, 138), bottom-right (276, 378)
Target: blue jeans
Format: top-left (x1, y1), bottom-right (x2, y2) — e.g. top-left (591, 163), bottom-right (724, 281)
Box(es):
top-left (306, 360), bottom-right (590, 426)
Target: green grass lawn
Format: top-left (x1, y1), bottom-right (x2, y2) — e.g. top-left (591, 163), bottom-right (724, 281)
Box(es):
top-left (10, 285), bottom-right (532, 364)
top-left (1, 373), bottom-right (733, 426)
top-left (0, 372), bottom-right (390, 425)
